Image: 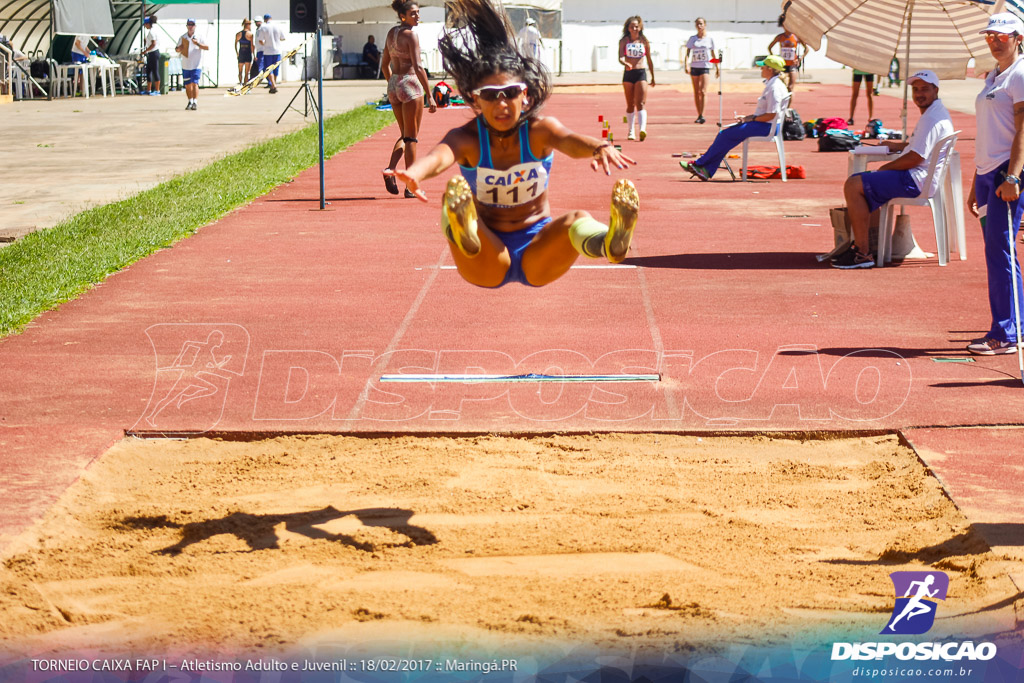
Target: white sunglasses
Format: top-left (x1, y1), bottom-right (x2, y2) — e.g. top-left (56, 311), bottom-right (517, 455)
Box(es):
top-left (471, 82), bottom-right (527, 102)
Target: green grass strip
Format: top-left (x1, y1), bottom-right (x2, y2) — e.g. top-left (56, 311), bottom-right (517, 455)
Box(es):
top-left (0, 105), bottom-right (393, 337)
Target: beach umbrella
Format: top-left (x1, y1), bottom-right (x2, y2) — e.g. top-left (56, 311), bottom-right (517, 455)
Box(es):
top-left (783, 0), bottom-right (1003, 132)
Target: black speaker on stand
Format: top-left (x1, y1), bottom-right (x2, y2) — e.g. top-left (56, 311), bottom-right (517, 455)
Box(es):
top-left (290, 0), bottom-right (317, 33)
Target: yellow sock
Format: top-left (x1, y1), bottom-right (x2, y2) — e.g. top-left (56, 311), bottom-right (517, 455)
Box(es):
top-left (569, 217), bottom-right (608, 258)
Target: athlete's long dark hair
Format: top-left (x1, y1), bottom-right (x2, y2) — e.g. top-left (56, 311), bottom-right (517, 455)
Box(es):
top-left (438, 0), bottom-right (550, 121)
top-left (622, 15), bottom-right (646, 41)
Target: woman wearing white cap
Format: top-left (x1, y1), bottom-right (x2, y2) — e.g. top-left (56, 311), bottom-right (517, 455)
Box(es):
top-left (967, 12), bottom-right (1024, 355)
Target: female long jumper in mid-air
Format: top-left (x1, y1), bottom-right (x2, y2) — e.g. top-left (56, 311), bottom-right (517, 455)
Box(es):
top-left (388, 0), bottom-right (640, 288)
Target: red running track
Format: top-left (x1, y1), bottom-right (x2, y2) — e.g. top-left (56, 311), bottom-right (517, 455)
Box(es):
top-left (1, 82), bottom-right (1021, 552)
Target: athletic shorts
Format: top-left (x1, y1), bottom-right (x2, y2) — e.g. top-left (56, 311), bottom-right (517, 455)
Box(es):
top-left (492, 217), bottom-right (552, 287)
top-left (146, 50), bottom-right (159, 82)
top-left (853, 72), bottom-right (875, 84)
top-left (784, 65), bottom-right (799, 73)
top-left (238, 47), bottom-right (252, 63)
top-left (263, 53), bottom-right (280, 77)
top-left (855, 170), bottom-right (921, 213)
top-left (388, 73), bottom-right (423, 103)
top-left (623, 68), bottom-right (647, 84)
top-left (71, 53), bottom-right (88, 64)
top-left (182, 68), bottom-right (201, 85)
top-left (690, 66), bottom-right (709, 76)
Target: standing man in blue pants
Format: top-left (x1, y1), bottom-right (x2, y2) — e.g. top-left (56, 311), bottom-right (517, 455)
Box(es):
top-left (680, 55), bottom-right (788, 180)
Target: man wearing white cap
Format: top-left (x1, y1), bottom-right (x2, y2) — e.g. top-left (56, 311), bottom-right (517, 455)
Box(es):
top-left (517, 16), bottom-right (543, 62)
top-left (967, 11), bottom-right (1024, 354)
top-left (176, 19), bottom-right (208, 110)
top-left (835, 69), bottom-right (953, 269)
top-left (258, 13), bottom-right (286, 93)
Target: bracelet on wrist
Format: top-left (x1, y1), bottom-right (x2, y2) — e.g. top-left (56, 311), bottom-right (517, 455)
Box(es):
top-left (593, 141), bottom-right (613, 157)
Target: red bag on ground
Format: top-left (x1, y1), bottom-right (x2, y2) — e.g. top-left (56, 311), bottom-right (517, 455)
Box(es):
top-left (745, 165), bottom-right (807, 179)
top-left (815, 117), bottom-right (848, 136)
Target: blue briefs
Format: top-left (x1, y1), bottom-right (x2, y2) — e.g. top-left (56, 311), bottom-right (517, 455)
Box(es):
top-left (493, 217), bottom-right (551, 287)
top-left (856, 169), bottom-right (921, 212)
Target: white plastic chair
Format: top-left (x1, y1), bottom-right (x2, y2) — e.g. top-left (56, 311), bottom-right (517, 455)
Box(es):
top-left (876, 130), bottom-right (960, 267)
top-left (741, 92), bottom-right (792, 182)
top-left (50, 63), bottom-right (74, 97)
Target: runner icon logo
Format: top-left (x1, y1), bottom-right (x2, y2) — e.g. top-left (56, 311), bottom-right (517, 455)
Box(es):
top-left (882, 571), bottom-right (949, 635)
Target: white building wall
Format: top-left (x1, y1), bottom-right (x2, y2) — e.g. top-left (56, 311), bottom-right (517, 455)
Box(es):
top-left (151, 0), bottom-right (842, 82)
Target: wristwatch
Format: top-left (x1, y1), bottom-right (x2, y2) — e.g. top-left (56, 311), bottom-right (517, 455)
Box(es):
top-left (1005, 174), bottom-right (1020, 185)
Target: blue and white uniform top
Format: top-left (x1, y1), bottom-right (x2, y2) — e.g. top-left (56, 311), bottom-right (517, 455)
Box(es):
top-left (902, 98), bottom-right (954, 196)
top-left (459, 117), bottom-right (554, 209)
top-left (686, 35), bottom-right (715, 69)
top-left (754, 74), bottom-right (788, 117)
top-left (976, 57), bottom-right (1024, 174)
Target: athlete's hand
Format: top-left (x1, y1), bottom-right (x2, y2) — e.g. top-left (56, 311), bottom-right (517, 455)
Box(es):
top-left (385, 168), bottom-right (428, 202)
top-left (428, 101), bottom-right (437, 113)
top-left (967, 183), bottom-right (978, 218)
top-left (591, 145), bottom-right (636, 176)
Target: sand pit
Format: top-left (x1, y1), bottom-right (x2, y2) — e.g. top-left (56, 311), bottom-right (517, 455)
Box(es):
top-left (0, 433), bottom-right (1019, 662)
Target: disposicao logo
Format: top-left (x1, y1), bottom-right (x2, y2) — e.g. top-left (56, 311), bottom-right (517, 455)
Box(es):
top-left (830, 570), bottom-right (998, 663)
top-left (883, 570), bottom-right (948, 635)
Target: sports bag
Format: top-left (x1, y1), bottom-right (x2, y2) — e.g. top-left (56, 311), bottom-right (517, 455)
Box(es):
top-left (815, 116), bottom-right (848, 137)
top-left (818, 128), bottom-right (860, 152)
top-left (745, 165), bottom-right (807, 180)
top-left (782, 108), bottom-right (805, 141)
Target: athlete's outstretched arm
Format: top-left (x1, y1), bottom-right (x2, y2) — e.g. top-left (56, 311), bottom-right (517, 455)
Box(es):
top-left (536, 116), bottom-right (636, 175)
top-left (387, 131), bottom-right (462, 201)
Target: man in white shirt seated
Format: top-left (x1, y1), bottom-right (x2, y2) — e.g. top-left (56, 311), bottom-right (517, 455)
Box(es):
top-left (680, 55), bottom-right (788, 180)
top-left (835, 69), bottom-right (954, 269)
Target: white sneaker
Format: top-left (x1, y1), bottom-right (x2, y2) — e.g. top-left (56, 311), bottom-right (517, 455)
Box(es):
top-left (627, 130), bottom-right (636, 141)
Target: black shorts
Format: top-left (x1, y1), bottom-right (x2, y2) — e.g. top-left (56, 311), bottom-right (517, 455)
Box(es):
top-left (852, 72), bottom-right (875, 84)
top-left (623, 68), bottom-right (647, 84)
top-left (145, 51), bottom-right (159, 82)
top-left (784, 65), bottom-right (799, 73)
top-left (690, 66), bottom-right (709, 76)
top-left (238, 47), bottom-right (252, 63)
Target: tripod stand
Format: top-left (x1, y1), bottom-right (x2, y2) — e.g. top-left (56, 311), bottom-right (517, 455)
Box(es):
top-left (276, 35), bottom-right (318, 123)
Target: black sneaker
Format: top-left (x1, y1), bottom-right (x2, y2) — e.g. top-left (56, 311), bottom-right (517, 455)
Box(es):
top-left (829, 242), bottom-right (856, 263)
top-left (832, 247), bottom-right (875, 269)
top-left (695, 116), bottom-right (706, 124)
